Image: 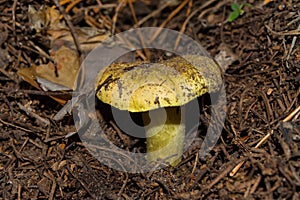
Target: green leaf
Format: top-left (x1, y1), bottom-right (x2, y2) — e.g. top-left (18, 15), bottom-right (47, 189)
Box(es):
top-left (231, 3), bottom-right (239, 11)
top-left (228, 11), bottom-right (240, 22)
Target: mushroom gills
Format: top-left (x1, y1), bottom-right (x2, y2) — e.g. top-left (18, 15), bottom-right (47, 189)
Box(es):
top-left (142, 107), bottom-right (184, 166)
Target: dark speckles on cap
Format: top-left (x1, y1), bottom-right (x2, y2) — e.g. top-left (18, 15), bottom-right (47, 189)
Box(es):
top-left (95, 55), bottom-right (221, 112)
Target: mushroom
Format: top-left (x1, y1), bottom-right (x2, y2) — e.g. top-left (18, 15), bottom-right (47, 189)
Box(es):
top-left (96, 55), bottom-right (222, 166)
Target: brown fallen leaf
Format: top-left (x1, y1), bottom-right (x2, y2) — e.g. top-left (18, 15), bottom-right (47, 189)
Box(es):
top-left (23, 5), bottom-right (110, 105)
top-left (35, 46), bottom-right (79, 90)
top-left (215, 43), bottom-right (239, 72)
top-left (28, 5), bottom-right (110, 53)
top-left (28, 5), bottom-right (65, 33)
top-left (18, 46), bottom-right (79, 104)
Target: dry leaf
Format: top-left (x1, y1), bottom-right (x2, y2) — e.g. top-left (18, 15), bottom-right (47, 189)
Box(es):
top-left (19, 46), bottom-right (79, 90)
top-left (215, 43), bottom-right (239, 72)
top-left (28, 5), bottom-right (110, 53)
top-left (28, 5), bottom-right (66, 32)
top-left (34, 46), bottom-right (79, 90)
top-left (25, 5), bottom-right (110, 105)
top-left (18, 46), bottom-right (79, 104)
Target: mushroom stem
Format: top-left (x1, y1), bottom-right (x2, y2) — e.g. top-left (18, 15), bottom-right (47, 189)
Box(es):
top-left (142, 107), bottom-right (184, 166)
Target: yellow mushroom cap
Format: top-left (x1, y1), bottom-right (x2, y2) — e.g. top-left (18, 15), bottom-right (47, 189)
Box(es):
top-left (96, 55), bottom-right (222, 112)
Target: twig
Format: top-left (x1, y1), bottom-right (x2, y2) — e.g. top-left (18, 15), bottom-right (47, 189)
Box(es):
top-left (115, 31), bottom-right (147, 60)
top-left (191, 151), bottom-right (199, 175)
top-left (285, 88), bottom-right (300, 114)
top-left (65, 0), bottom-right (83, 13)
top-left (81, 142), bottom-right (137, 167)
top-left (265, 24), bottom-right (300, 36)
top-left (3, 95), bottom-right (15, 115)
top-left (225, 67), bottom-right (277, 78)
top-left (153, 179), bottom-right (172, 195)
top-left (260, 89), bottom-right (274, 123)
top-left (17, 183), bottom-right (21, 200)
top-left (287, 23), bottom-right (300, 60)
top-left (12, 0), bottom-right (17, 38)
top-left (17, 103), bottom-right (50, 126)
top-left (77, 4), bottom-right (117, 11)
top-left (112, 0), bottom-right (126, 35)
top-left (109, 120), bottom-right (130, 147)
top-left (254, 131), bottom-right (272, 148)
top-left (204, 158), bottom-right (246, 191)
top-left (128, 0), bottom-right (150, 59)
top-left (283, 105), bottom-right (300, 122)
top-left (117, 166), bottom-right (129, 199)
top-left (287, 16), bottom-right (300, 27)
top-left (67, 165), bottom-right (96, 199)
top-left (0, 118), bottom-right (33, 133)
top-left (186, 0), bottom-right (193, 16)
top-left (59, 0), bottom-right (70, 6)
top-left (53, 100), bottom-right (73, 121)
top-left (49, 180), bottom-right (57, 200)
top-left (96, 0), bottom-right (102, 6)
top-left (150, 0), bottom-right (189, 42)
top-left (230, 161), bottom-right (246, 177)
top-left (135, 1), bottom-right (171, 27)
top-left (250, 175), bottom-right (262, 194)
top-left (230, 130), bottom-right (272, 177)
top-left (174, 0), bottom-right (219, 49)
top-left (174, 6), bottom-right (201, 50)
top-left (18, 137), bottom-right (29, 153)
top-left (22, 41), bottom-right (56, 64)
top-left (230, 105), bottom-right (300, 176)
top-left (0, 88), bottom-right (74, 96)
top-left (53, 0), bottom-right (83, 62)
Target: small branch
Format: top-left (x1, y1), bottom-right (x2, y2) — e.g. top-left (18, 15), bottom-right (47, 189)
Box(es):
top-left (265, 24), bottom-right (300, 36)
top-left (53, 0), bottom-right (83, 62)
top-left (287, 23), bottom-right (300, 60)
top-left (17, 103), bottom-right (50, 126)
top-left (135, 2), bottom-right (170, 27)
top-left (230, 104), bottom-right (300, 176)
top-left (283, 105), bottom-right (300, 122)
top-left (112, 0), bottom-right (126, 35)
top-left (12, 0), bottom-right (17, 38)
top-left (150, 0), bottom-right (189, 42)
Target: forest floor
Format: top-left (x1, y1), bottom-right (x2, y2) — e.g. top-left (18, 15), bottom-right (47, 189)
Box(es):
top-left (0, 0), bottom-right (299, 199)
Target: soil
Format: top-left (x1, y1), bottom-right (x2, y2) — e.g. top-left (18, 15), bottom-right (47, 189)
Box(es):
top-left (0, 0), bottom-right (299, 199)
